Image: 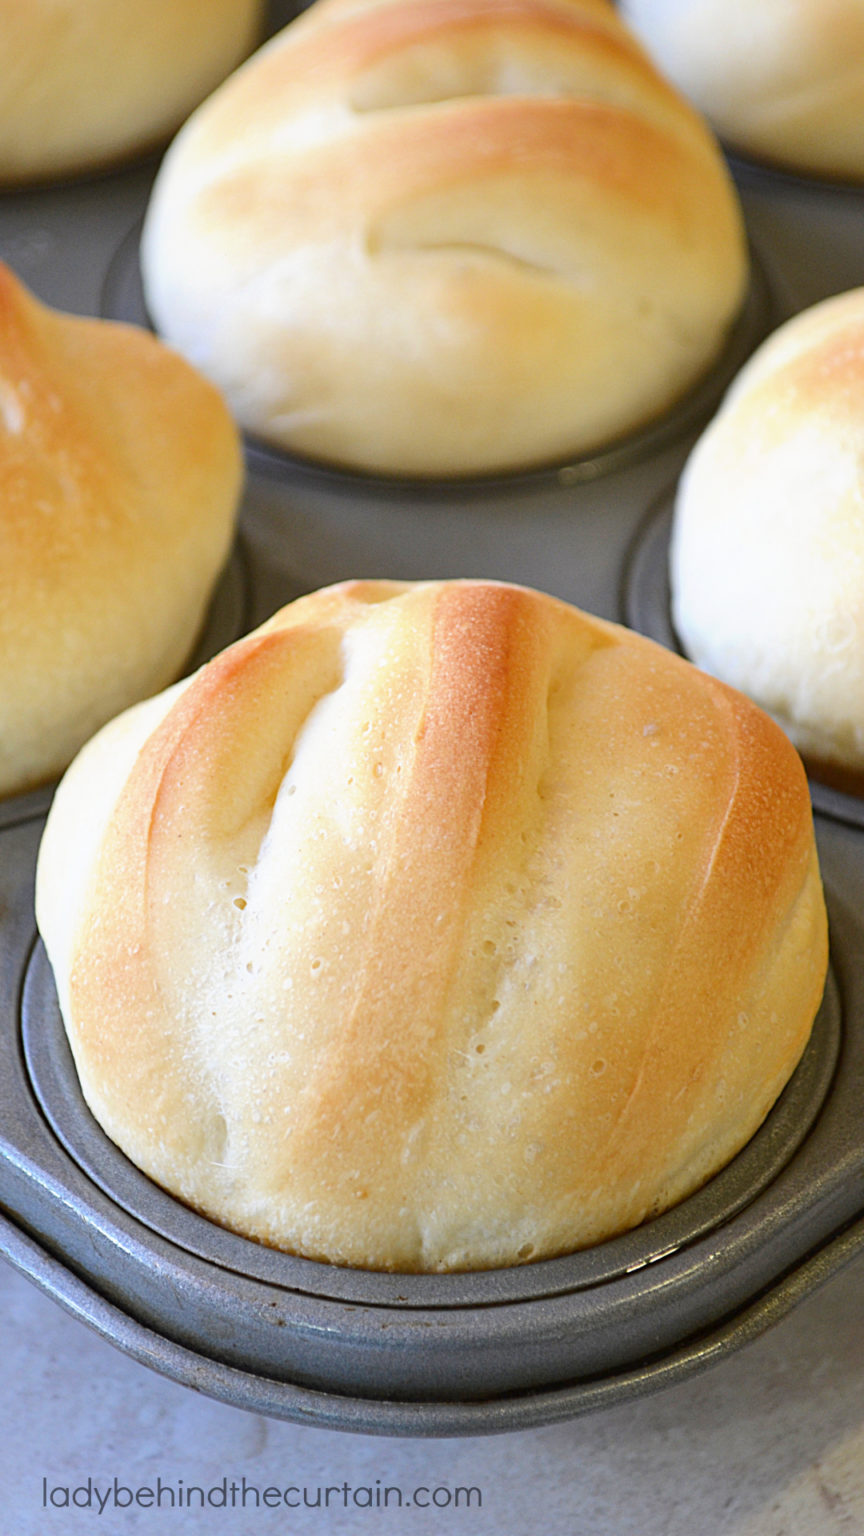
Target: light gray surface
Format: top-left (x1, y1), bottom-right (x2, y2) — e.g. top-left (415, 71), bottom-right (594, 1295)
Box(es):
top-left (2, 1250), bottom-right (864, 1535)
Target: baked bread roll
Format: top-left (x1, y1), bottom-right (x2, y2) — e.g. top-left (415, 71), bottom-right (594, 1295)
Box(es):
top-left (36, 579), bottom-right (827, 1272)
top-left (0, 0), bottom-right (265, 184)
top-left (140, 0), bottom-right (748, 477)
top-left (0, 263), bottom-right (241, 799)
top-left (621, 0), bottom-right (864, 181)
top-left (671, 288), bottom-right (864, 788)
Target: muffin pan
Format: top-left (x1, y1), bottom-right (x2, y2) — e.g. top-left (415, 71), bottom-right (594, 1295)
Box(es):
top-left (3, 57), bottom-right (864, 1434)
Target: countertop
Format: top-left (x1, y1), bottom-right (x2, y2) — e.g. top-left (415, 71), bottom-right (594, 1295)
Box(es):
top-left (2, 1244), bottom-right (863, 1536)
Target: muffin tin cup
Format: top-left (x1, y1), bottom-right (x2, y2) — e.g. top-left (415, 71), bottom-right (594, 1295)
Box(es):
top-left (19, 941), bottom-right (842, 1313)
top-left (0, 799), bottom-right (861, 1431)
top-left (4, 494), bottom-right (860, 1431)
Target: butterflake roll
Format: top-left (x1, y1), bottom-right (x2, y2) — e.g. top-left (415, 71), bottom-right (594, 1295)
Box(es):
top-left (0, 263), bottom-right (241, 799)
top-left (671, 288), bottom-right (864, 789)
top-left (36, 579), bottom-right (828, 1272)
top-left (0, 0), bottom-right (266, 184)
top-left (621, 0), bottom-right (864, 181)
top-left (140, 0), bottom-right (748, 477)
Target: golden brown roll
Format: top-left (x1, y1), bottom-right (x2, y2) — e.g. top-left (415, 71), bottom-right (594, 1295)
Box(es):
top-left (0, 263), bottom-right (241, 799)
top-left (36, 579), bottom-right (827, 1272)
top-left (140, 0), bottom-right (748, 477)
top-left (0, 0), bottom-right (266, 183)
top-left (621, 0), bottom-right (864, 181)
top-left (671, 288), bottom-right (864, 785)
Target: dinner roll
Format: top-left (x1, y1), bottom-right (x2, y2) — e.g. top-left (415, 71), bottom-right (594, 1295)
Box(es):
top-left (0, 0), bottom-right (265, 183)
top-left (36, 579), bottom-right (827, 1272)
top-left (140, 0), bottom-right (748, 477)
top-left (0, 263), bottom-right (241, 799)
top-left (671, 288), bottom-right (864, 788)
top-left (621, 0), bottom-right (864, 181)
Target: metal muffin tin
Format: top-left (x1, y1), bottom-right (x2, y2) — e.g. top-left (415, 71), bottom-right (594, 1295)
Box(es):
top-left (3, 57), bottom-right (864, 1433)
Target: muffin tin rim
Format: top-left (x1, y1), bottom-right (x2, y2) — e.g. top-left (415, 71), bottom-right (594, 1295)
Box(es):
top-left (0, 882), bottom-right (860, 1403)
top-left (3, 1199), bottom-right (863, 1438)
top-left (18, 930), bottom-right (842, 1309)
top-left (727, 148), bottom-right (864, 200)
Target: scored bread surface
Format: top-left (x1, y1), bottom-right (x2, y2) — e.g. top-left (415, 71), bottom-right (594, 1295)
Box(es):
top-left (141, 0), bottom-right (748, 476)
top-left (36, 580), bottom-right (827, 1272)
